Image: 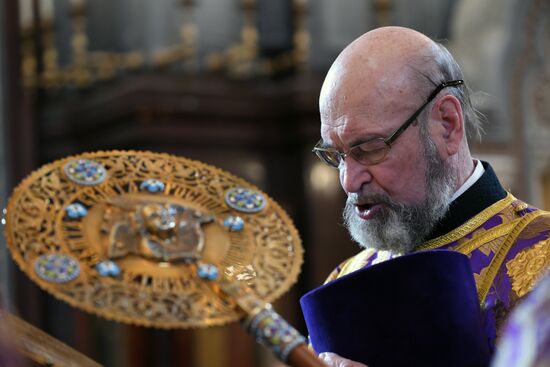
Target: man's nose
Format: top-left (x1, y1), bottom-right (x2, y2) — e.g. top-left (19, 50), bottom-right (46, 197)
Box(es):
top-left (339, 156), bottom-right (373, 194)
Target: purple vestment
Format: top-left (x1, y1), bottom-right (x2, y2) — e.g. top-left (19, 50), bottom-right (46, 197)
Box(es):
top-left (491, 272), bottom-right (550, 367)
top-left (326, 193), bottom-right (550, 350)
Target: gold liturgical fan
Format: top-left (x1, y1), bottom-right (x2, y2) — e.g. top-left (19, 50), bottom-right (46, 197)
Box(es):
top-left (4, 151), bottom-right (325, 367)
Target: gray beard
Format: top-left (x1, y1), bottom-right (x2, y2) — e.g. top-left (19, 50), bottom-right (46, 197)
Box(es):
top-left (343, 136), bottom-right (455, 255)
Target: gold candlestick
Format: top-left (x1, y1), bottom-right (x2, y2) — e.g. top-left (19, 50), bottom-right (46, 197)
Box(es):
top-left (68, 1), bottom-right (92, 87)
top-left (40, 20), bottom-right (61, 88)
top-left (20, 26), bottom-right (37, 88)
top-left (292, 0), bottom-right (310, 72)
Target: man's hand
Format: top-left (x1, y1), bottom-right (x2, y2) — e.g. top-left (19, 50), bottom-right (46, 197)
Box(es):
top-left (318, 352), bottom-right (369, 367)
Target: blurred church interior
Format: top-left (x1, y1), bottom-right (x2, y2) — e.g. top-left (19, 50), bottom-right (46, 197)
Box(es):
top-left (0, 0), bottom-right (549, 365)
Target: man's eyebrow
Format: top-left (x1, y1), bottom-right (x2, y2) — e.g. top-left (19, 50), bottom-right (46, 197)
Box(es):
top-left (318, 140), bottom-right (333, 149)
top-left (319, 134), bottom-right (383, 150)
top-left (347, 135), bottom-right (383, 147)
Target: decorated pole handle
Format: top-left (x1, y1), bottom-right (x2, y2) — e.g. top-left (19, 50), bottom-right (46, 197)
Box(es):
top-left (244, 306), bottom-right (327, 367)
top-left (217, 278), bottom-right (326, 367)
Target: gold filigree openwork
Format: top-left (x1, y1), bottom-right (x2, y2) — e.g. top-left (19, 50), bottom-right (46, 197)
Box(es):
top-left (4, 151), bottom-right (303, 329)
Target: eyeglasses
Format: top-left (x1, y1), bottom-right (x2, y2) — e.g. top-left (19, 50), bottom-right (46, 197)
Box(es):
top-left (312, 79), bottom-right (464, 168)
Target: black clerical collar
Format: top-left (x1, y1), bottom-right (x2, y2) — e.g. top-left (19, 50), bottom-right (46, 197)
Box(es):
top-left (425, 161), bottom-right (507, 241)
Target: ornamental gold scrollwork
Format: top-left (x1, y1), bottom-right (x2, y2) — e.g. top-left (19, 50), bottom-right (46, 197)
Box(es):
top-left (506, 238), bottom-right (550, 298)
top-left (5, 151), bottom-right (303, 329)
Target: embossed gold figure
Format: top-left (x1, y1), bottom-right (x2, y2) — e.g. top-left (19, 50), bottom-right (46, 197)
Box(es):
top-left (102, 197), bottom-right (214, 263)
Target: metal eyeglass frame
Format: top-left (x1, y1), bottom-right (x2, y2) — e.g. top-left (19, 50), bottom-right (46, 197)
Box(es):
top-left (312, 79), bottom-right (465, 168)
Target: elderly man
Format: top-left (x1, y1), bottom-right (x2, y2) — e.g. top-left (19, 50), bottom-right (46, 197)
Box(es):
top-left (304, 26), bottom-right (550, 366)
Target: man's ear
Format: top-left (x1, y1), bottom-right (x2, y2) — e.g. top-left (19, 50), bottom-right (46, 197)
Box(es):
top-left (431, 94), bottom-right (464, 157)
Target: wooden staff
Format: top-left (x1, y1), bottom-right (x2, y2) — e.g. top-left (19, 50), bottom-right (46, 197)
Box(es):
top-left (3, 311), bottom-right (102, 367)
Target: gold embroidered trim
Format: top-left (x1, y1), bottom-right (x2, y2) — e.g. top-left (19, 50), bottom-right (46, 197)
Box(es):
top-left (324, 257), bottom-right (355, 284)
top-left (506, 238), bottom-right (550, 297)
top-left (415, 193), bottom-right (516, 251)
top-left (454, 221), bottom-right (519, 255)
top-left (476, 211), bottom-right (545, 303)
top-left (338, 248), bottom-right (376, 277)
top-left (473, 266), bottom-right (490, 293)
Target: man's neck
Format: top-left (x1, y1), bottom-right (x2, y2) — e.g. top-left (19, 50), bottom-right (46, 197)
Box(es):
top-left (450, 159), bottom-right (484, 202)
top-left (423, 161), bottom-right (507, 242)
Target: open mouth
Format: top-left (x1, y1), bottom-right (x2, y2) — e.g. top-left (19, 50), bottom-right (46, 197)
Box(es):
top-left (355, 202), bottom-right (383, 220)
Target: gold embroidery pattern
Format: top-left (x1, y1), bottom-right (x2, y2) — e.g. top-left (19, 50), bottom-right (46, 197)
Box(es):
top-left (453, 221), bottom-right (519, 256)
top-left (456, 226), bottom-right (489, 247)
top-left (324, 257), bottom-right (354, 284)
top-left (337, 248), bottom-right (376, 277)
top-left (511, 200), bottom-right (529, 213)
top-left (516, 213), bottom-right (550, 240)
top-left (416, 193), bottom-right (516, 251)
top-left (477, 212), bottom-right (545, 303)
top-left (473, 266), bottom-right (490, 291)
top-left (497, 208), bottom-right (519, 224)
top-left (478, 238), bottom-right (505, 257)
top-left (371, 250), bottom-right (392, 265)
top-left (323, 267), bottom-right (341, 285)
top-left (506, 239), bottom-right (550, 298)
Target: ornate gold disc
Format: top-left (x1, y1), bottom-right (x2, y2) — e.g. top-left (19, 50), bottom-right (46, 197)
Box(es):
top-left (4, 151), bottom-right (303, 329)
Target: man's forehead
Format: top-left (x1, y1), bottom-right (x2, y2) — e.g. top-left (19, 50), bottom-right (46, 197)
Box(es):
top-left (319, 83), bottom-right (421, 149)
top-left (320, 28), bottom-right (434, 112)
top-left (320, 113), bottom-right (389, 148)
top-left (320, 78), bottom-right (385, 133)
top-left (320, 80), bottom-right (416, 127)
top-left (320, 63), bottom-right (417, 114)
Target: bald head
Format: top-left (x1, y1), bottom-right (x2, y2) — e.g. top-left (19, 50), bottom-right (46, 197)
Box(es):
top-left (320, 27), bottom-right (442, 124)
top-left (320, 26), bottom-right (481, 145)
top-left (333, 26), bottom-right (436, 76)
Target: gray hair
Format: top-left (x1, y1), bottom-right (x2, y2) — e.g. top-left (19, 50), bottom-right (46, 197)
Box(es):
top-left (413, 42), bottom-right (484, 142)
